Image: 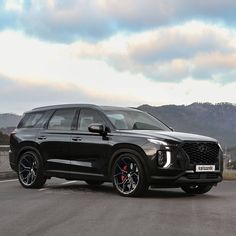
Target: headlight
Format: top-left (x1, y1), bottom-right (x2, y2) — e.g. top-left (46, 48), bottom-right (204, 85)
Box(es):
top-left (147, 139), bottom-right (171, 168)
top-left (148, 138), bottom-right (168, 146)
top-left (218, 142), bottom-right (223, 152)
top-left (157, 150), bottom-right (171, 168)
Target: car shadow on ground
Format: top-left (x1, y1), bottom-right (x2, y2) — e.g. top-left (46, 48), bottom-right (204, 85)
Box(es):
top-left (44, 182), bottom-right (220, 199)
top-left (144, 188), bottom-right (220, 199)
top-left (48, 183), bottom-right (116, 195)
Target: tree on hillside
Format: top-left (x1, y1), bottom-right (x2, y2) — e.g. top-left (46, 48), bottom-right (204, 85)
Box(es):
top-left (0, 131), bottom-right (9, 145)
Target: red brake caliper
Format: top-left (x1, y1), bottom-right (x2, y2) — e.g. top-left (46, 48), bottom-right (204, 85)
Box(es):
top-left (120, 165), bottom-right (127, 182)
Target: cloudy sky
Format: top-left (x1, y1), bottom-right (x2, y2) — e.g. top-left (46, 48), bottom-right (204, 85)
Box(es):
top-left (1, 0), bottom-right (236, 114)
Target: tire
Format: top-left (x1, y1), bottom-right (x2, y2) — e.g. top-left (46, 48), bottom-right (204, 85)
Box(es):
top-left (181, 184), bottom-right (213, 194)
top-left (112, 153), bottom-right (148, 197)
top-left (85, 180), bottom-right (104, 186)
top-left (17, 151), bottom-right (47, 188)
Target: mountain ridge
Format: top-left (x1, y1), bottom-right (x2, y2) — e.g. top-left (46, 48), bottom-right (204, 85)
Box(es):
top-left (0, 113), bottom-right (22, 128)
top-left (138, 102), bottom-right (236, 148)
top-left (1, 103), bottom-right (236, 147)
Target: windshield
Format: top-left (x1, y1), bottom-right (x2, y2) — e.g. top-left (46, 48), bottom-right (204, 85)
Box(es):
top-left (104, 109), bottom-right (171, 131)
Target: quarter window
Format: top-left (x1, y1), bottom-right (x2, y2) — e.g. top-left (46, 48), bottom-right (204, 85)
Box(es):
top-left (78, 109), bottom-right (105, 131)
top-left (48, 109), bottom-right (76, 131)
top-left (18, 112), bottom-right (45, 128)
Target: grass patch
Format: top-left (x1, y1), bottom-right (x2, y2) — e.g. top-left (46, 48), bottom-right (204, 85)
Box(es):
top-left (223, 170), bottom-right (236, 180)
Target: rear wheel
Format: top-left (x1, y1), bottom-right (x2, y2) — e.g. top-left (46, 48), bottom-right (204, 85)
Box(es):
top-left (85, 180), bottom-right (104, 186)
top-left (18, 151), bottom-right (47, 188)
top-left (112, 153), bottom-right (148, 197)
top-left (181, 184), bottom-right (213, 194)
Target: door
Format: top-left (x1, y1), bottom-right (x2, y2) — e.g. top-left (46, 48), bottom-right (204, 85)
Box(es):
top-left (38, 108), bottom-right (76, 174)
top-left (70, 108), bottom-right (111, 176)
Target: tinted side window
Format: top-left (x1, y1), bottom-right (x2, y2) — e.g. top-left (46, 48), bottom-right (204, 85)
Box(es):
top-left (18, 112), bottom-right (45, 128)
top-left (78, 109), bottom-right (105, 132)
top-left (48, 109), bottom-right (76, 131)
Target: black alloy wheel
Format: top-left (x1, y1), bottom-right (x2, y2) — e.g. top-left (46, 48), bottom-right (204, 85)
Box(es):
top-left (18, 151), bottom-right (47, 188)
top-left (181, 184), bottom-right (213, 194)
top-left (112, 153), bottom-right (148, 197)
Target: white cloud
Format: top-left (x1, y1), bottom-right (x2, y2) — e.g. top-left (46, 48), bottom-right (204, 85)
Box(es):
top-left (1, 0), bottom-right (236, 42)
top-left (1, 30), bottom-right (236, 114)
top-left (71, 21), bottom-right (236, 82)
top-left (4, 0), bottom-right (24, 12)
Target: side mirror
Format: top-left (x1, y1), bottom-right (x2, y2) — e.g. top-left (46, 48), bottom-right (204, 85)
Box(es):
top-left (88, 123), bottom-right (106, 135)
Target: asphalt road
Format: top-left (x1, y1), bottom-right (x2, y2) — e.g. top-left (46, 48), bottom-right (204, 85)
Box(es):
top-left (0, 179), bottom-right (235, 236)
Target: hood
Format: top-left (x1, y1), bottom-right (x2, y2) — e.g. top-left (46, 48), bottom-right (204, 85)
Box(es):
top-left (118, 130), bottom-right (218, 143)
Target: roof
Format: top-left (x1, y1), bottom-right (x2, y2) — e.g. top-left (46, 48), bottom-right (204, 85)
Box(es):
top-left (100, 106), bottom-right (138, 111)
top-left (27, 104), bottom-right (138, 113)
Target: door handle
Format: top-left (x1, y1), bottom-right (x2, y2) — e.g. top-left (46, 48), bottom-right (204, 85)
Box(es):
top-left (72, 137), bottom-right (82, 142)
top-left (37, 136), bottom-right (47, 140)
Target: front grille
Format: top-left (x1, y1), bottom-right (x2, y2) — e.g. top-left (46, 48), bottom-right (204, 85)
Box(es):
top-left (182, 142), bottom-right (219, 165)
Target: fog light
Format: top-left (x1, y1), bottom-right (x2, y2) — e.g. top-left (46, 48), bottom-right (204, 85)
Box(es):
top-left (157, 150), bottom-right (171, 168)
top-left (157, 151), bottom-right (167, 167)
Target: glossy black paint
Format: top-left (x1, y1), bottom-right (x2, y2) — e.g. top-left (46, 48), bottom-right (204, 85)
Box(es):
top-left (9, 104), bottom-right (223, 187)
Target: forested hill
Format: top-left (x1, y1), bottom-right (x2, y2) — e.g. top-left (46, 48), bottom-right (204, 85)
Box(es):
top-left (1, 103), bottom-right (236, 148)
top-left (0, 113), bottom-right (21, 128)
top-left (138, 103), bottom-right (236, 148)
top-left (0, 131), bottom-right (9, 145)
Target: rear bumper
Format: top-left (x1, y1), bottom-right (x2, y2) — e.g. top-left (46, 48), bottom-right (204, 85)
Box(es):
top-left (149, 170), bottom-right (223, 187)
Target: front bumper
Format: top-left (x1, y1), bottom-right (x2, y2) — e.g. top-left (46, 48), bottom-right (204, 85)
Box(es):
top-left (143, 140), bottom-right (224, 187)
top-left (149, 170), bottom-right (223, 187)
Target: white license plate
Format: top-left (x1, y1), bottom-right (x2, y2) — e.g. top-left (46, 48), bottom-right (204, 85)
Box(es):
top-left (196, 165), bottom-right (215, 172)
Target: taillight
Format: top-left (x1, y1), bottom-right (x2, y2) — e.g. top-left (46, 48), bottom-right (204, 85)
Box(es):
top-left (10, 129), bottom-right (16, 135)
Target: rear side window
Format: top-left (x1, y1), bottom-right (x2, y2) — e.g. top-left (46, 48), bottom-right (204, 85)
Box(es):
top-left (18, 112), bottom-right (45, 128)
top-left (48, 109), bottom-right (76, 131)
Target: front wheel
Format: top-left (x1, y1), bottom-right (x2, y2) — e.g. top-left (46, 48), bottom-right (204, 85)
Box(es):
top-left (18, 151), bottom-right (47, 188)
top-left (112, 153), bottom-right (148, 197)
top-left (181, 184), bottom-right (213, 194)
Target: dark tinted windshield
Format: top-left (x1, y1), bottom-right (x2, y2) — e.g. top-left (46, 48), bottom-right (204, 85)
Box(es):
top-left (104, 109), bottom-right (170, 131)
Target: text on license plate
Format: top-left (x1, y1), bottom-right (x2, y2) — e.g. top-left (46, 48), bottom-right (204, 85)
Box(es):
top-left (196, 165), bottom-right (215, 172)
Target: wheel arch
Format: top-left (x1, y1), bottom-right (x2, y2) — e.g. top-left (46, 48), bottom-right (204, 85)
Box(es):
top-left (107, 143), bottom-right (149, 180)
top-left (16, 141), bottom-right (43, 165)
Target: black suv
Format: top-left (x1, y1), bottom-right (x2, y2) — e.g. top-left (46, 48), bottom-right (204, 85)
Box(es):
top-left (9, 104), bottom-right (223, 197)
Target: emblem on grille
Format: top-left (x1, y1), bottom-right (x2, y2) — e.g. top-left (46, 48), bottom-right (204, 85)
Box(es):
top-left (198, 144), bottom-right (208, 153)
